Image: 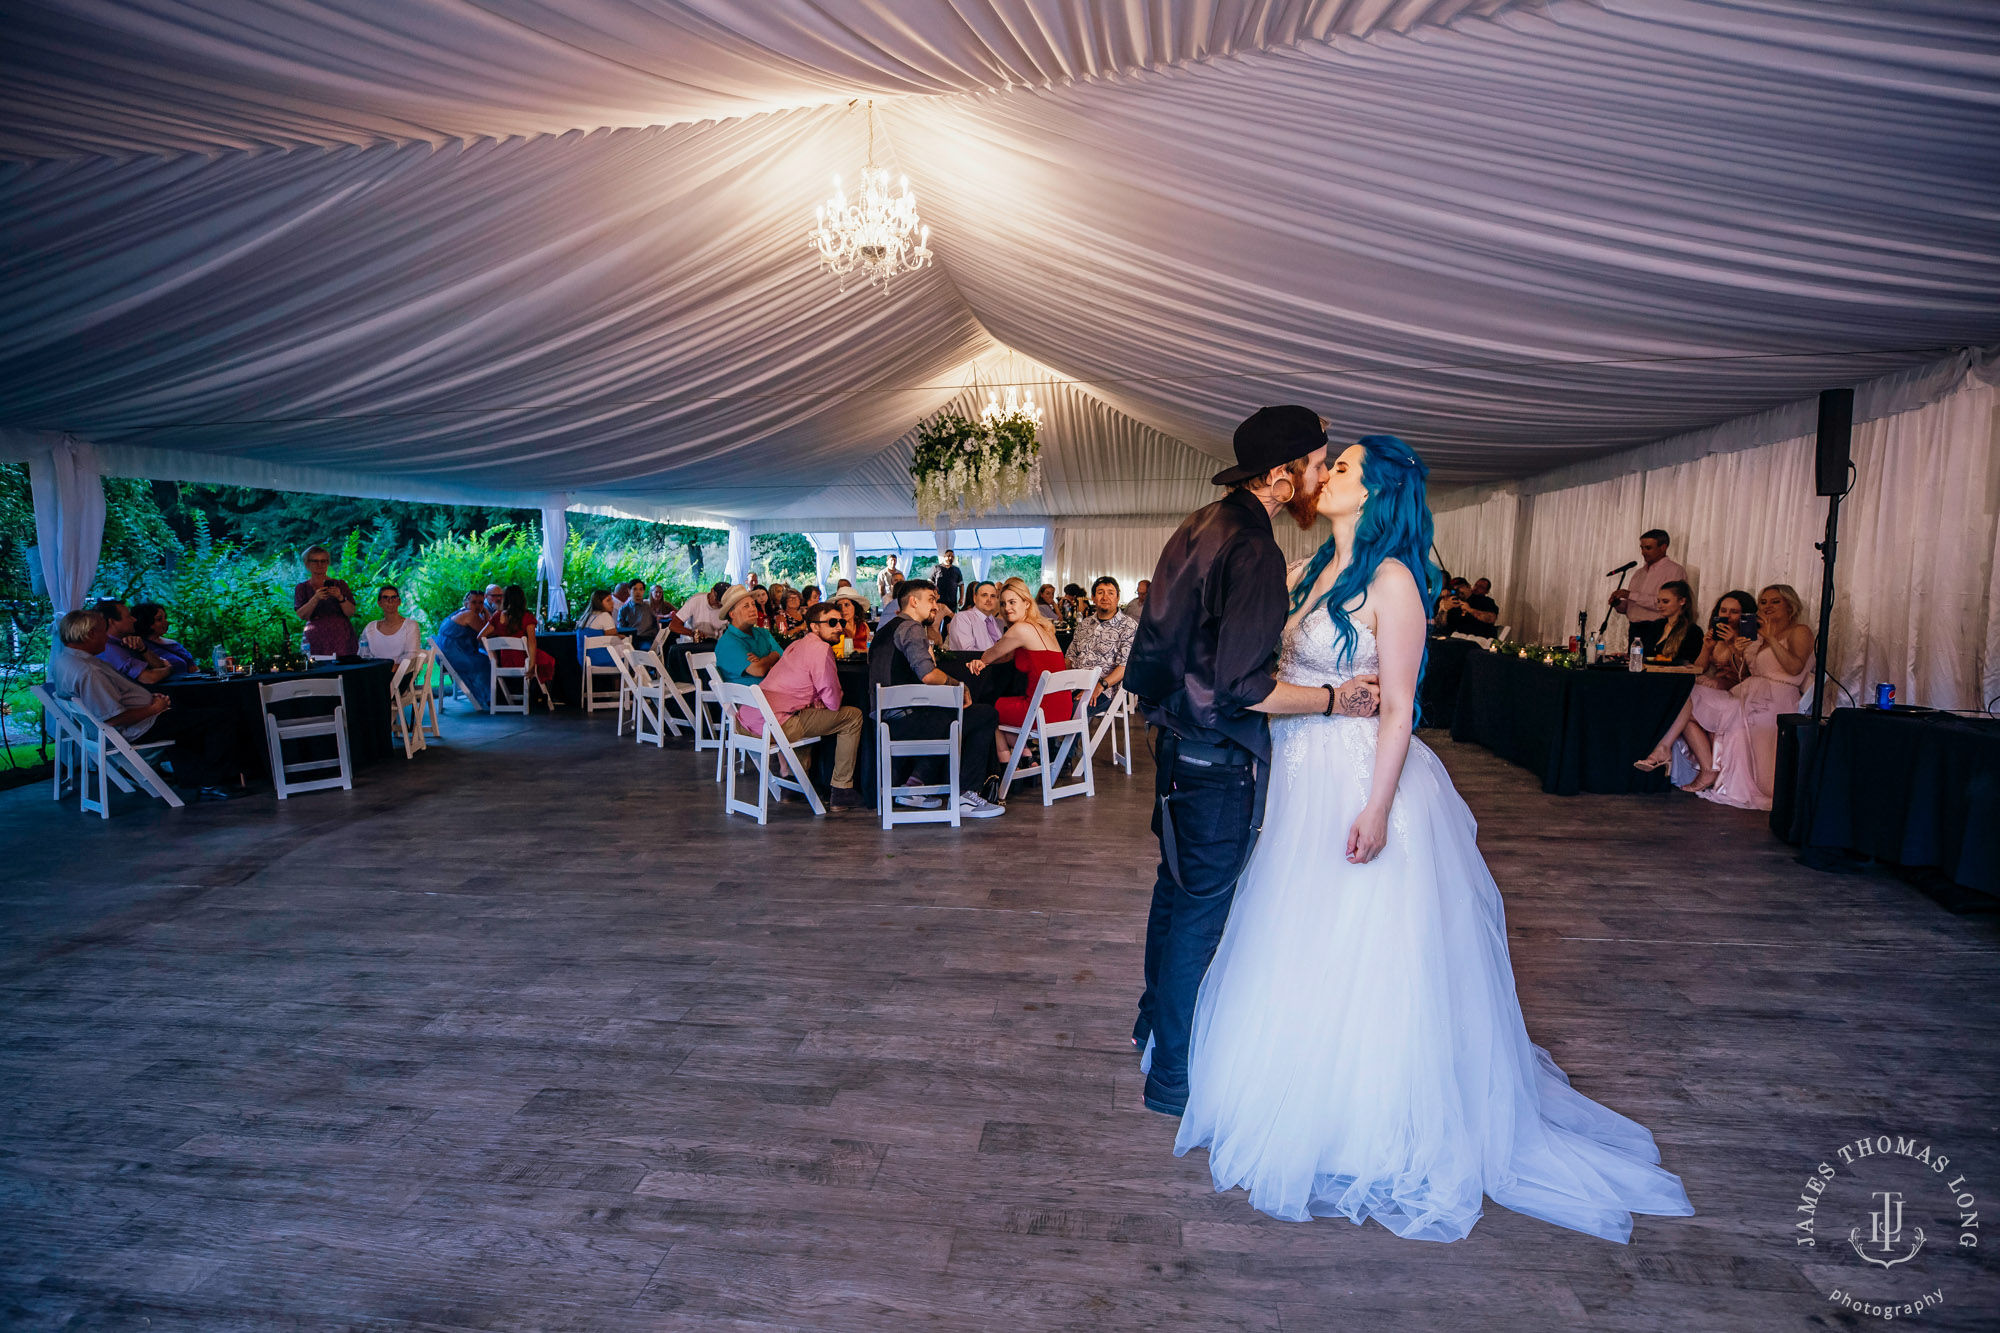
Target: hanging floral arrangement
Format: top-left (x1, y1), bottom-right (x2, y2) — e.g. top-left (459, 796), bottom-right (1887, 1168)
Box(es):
top-left (910, 389), bottom-right (1043, 526)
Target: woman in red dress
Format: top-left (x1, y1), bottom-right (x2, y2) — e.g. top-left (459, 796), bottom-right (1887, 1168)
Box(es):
top-left (479, 584), bottom-right (556, 693)
top-left (978, 576), bottom-right (1071, 765)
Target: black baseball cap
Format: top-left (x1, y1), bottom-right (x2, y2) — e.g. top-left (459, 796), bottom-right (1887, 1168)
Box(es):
top-left (1211, 406), bottom-right (1329, 487)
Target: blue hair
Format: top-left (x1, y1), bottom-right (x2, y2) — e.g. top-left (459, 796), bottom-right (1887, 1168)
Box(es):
top-left (1288, 434), bottom-right (1442, 725)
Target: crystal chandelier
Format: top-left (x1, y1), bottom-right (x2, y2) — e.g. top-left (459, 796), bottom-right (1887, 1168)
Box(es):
top-left (980, 385), bottom-right (1042, 430)
top-left (809, 102), bottom-right (932, 291)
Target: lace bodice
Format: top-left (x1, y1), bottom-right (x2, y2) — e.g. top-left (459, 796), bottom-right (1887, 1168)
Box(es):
top-left (1278, 605), bottom-right (1378, 687)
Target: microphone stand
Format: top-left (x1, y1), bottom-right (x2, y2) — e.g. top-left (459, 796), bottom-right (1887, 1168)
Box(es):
top-left (1596, 568), bottom-right (1632, 638)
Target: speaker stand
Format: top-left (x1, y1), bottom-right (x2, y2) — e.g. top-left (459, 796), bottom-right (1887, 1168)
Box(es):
top-left (1811, 488), bottom-right (1842, 720)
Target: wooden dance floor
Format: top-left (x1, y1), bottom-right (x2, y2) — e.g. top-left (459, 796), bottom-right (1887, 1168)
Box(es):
top-left (3, 710), bottom-right (1996, 1331)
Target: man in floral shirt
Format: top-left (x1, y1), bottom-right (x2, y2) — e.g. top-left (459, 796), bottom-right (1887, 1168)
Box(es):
top-left (1067, 576), bottom-right (1137, 716)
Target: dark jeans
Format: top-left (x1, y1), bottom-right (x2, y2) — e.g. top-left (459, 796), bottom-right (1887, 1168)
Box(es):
top-left (1137, 732), bottom-right (1257, 1108)
top-left (886, 703), bottom-right (998, 795)
top-left (144, 705), bottom-right (241, 788)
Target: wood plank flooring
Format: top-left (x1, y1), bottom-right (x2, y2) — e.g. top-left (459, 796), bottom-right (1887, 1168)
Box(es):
top-left (3, 705), bottom-right (1997, 1331)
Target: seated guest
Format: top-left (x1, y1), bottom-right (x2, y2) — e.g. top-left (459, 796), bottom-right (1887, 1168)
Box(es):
top-left (1672, 585), bottom-right (1814, 809)
top-left (295, 544), bottom-right (360, 657)
top-left (483, 583), bottom-right (506, 620)
top-left (869, 580), bottom-right (1003, 818)
top-left (1647, 580), bottom-right (1703, 665)
top-left (979, 576), bottom-right (1070, 765)
top-left (93, 600), bottom-right (174, 684)
top-left (1067, 576), bottom-right (1137, 716)
top-left (874, 594), bottom-right (902, 631)
top-left (945, 581), bottom-right (1002, 653)
top-left (1635, 589), bottom-right (1755, 772)
top-left (1035, 583), bottom-right (1061, 623)
top-left (1449, 577), bottom-right (1499, 637)
top-left (830, 589), bottom-right (872, 651)
top-left (1609, 528), bottom-right (1687, 653)
top-left (48, 609), bottom-right (242, 800)
top-left (1433, 577), bottom-right (1472, 628)
top-left (432, 590), bottom-right (492, 708)
top-left (835, 578), bottom-right (854, 592)
top-left (359, 585), bottom-right (421, 662)
top-left (616, 582), bottom-right (659, 646)
top-left (647, 583), bottom-right (674, 622)
top-left (129, 603), bottom-right (198, 676)
top-left (713, 585), bottom-right (781, 685)
top-left (1123, 579), bottom-right (1149, 620)
top-left (801, 585), bottom-right (822, 608)
top-left (481, 584), bottom-right (556, 690)
top-left (731, 601), bottom-right (865, 809)
top-left (610, 579), bottom-right (637, 618)
top-left (769, 590), bottom-right (807, 636)
top-left (751, 586), bottom-right (773, 627)
top-left (667, 582), bottom-right (728, 642)
top-left (577, 588), bottom-right (621, 669)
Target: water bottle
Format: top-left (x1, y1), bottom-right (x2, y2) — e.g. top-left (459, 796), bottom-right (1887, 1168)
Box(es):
top-left (212, 644), bottom-right (227, 675)
top-left (1590, 635), bottom-right (1604, 665)
top-left (1628, 635), bottom-right (1645, 673)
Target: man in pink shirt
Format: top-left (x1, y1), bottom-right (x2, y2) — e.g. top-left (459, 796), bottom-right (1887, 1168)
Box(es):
top-left (736, 602), bottom-right (864, 808)
top-left (1609, 528), bottom-right (1688, 654)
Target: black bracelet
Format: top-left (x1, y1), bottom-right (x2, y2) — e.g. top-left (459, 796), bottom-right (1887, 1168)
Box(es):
top-left (1323, 683), bottom-right (1337, 716)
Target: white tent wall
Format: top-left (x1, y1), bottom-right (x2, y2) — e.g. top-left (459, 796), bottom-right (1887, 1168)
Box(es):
top-left (1439, 369), bottom-right (2000, 712)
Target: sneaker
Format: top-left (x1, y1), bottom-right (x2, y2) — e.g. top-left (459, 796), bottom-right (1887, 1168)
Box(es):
top-left (956, 791), bottom-right (1005, 819)
top-left (893, 790), bottom-right (943, 810)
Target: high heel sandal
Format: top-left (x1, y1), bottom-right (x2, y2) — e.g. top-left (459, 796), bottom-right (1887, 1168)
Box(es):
top-left (1680, 768), bottom-right (1718, 793)
top-left (1633, 752), bottom-right (1669, 772)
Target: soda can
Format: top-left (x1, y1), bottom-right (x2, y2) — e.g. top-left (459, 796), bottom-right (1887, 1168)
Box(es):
top-left (1874, 682), bottom-right (1896, 709)
top-left (1567, 635), bottom-right (1581, 654)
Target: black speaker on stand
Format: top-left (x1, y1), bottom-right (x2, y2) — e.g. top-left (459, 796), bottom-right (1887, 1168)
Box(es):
top-left (1811, 387), bottom-right (1854, 721)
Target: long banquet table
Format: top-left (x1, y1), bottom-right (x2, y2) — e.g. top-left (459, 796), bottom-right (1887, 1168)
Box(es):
top-left (1448, 650), bottom-right (1696, 795)
top-left (157, 660), bottom-right (396, 782)
top-left (1793, 707), bottom-right (2000, 900)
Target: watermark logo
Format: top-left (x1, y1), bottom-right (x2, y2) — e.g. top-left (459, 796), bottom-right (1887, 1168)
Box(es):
top-left (1793, 1133), bottom-right (1979, 1322)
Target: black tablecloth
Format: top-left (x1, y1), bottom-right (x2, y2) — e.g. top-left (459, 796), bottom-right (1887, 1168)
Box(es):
top-left (1421, 636), bottom-right (1478, 731)
top-left (1449, 652), bottom-right (1696, 795)
top-left (158, 660), bottom-right (395, 782)
top-left (1797, 708), bottom-right (2000, 898)
top-left (536, 629), bottom-right (585, 708)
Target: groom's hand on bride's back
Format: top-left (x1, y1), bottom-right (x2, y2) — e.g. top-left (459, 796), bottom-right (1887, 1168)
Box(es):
top-left (1337, 675), bottom-right (1380, 717)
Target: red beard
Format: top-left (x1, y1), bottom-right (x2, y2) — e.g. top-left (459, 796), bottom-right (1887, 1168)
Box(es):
top-left (1282, 477), bottom-right (1324, 530)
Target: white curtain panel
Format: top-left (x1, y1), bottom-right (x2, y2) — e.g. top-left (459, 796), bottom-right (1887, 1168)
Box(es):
top-left (1510, 471), bottom-right (1646, 648)
top-left (724, 526), bottom-right (751, 584)
top-left (22, 434), bottom-right (105, 616)
top-left (1432, 487), bottom-right (1520, 625)
top-left (538, 504), bottom-right (571, 621)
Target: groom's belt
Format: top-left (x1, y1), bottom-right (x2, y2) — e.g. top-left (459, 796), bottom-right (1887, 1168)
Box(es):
top-left (1164, 736), bottom-right (1255, 768)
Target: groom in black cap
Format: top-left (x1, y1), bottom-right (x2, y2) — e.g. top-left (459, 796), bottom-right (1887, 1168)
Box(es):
top-left (1122, 405), bottom-right (1379, 1116)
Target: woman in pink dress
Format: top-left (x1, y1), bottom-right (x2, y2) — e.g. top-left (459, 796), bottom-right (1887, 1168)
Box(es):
top-left (1679, 584), bottom-right (1815, 810)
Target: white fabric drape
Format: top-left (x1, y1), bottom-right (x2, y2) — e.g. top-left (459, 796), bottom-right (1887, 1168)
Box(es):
top-left (837, 533), bottom-right (856, 586)
top-left (20, 433), bottom-right (105, 616)
top-left (1432, 486), bottom-right (1522, 629)
top-left (2, 3), bottom-right (1994, 526)
top-left (724, 525), bottom-right (751, 584)
top-left (538, 503), bottom-right (571, 621)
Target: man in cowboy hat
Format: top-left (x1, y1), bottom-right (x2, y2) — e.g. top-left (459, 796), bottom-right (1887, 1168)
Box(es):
top-left (1122, 405), bottom-right (1380, 1117)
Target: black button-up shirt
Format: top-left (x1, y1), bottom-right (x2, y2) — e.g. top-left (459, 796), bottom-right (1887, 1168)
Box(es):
top-left (1123, 488), bottom-right (1287, 762)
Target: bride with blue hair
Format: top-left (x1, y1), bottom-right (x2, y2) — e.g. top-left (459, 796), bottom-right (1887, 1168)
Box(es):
top-left (1172, 435), bottom-right (1695, 1244)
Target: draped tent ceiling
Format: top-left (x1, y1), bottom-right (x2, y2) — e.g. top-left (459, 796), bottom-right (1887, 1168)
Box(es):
top-left (4, 0), bottom-right (1998, 531)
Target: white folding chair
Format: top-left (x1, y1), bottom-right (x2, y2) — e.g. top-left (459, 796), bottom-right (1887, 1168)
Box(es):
top-left (688, 652), bottom-right (726, 774)
top-left (650, 645), bottom-right (699, 739)
top-left (613, 642), bottom-right (677, 748)
top-left (715, 681), bottom-right (825, 824)
top-left (34, 687), bottom-right (184, 817)
top-left (485, 636), bottom-right (531, 715)
top-left (425, 635), bottom-right (481, 714)
top-left (997, 667), bottom-right (1100, 806)
top-left (387, 655), bottom-right (427, 759)
top-left (33, 684), bottom-right (84, 802)
top-left (874, 683), bottom-right (962, 830)
top-left (259, 677), bottom-right (353, 799)
top-left (1086, 683), bottom-right (1135, 777)
top-left (410, 648), bottom-right (444, 741)
top-left (579, 634), bottom-right (625, 715)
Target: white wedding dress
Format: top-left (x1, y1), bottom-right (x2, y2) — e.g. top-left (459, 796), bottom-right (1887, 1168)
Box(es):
top-left (1173, 607), bottom-right (1695, 1243)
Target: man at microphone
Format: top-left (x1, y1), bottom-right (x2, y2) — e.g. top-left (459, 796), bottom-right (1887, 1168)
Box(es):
top-left (1607, 529), bottom-right (1686, 654)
